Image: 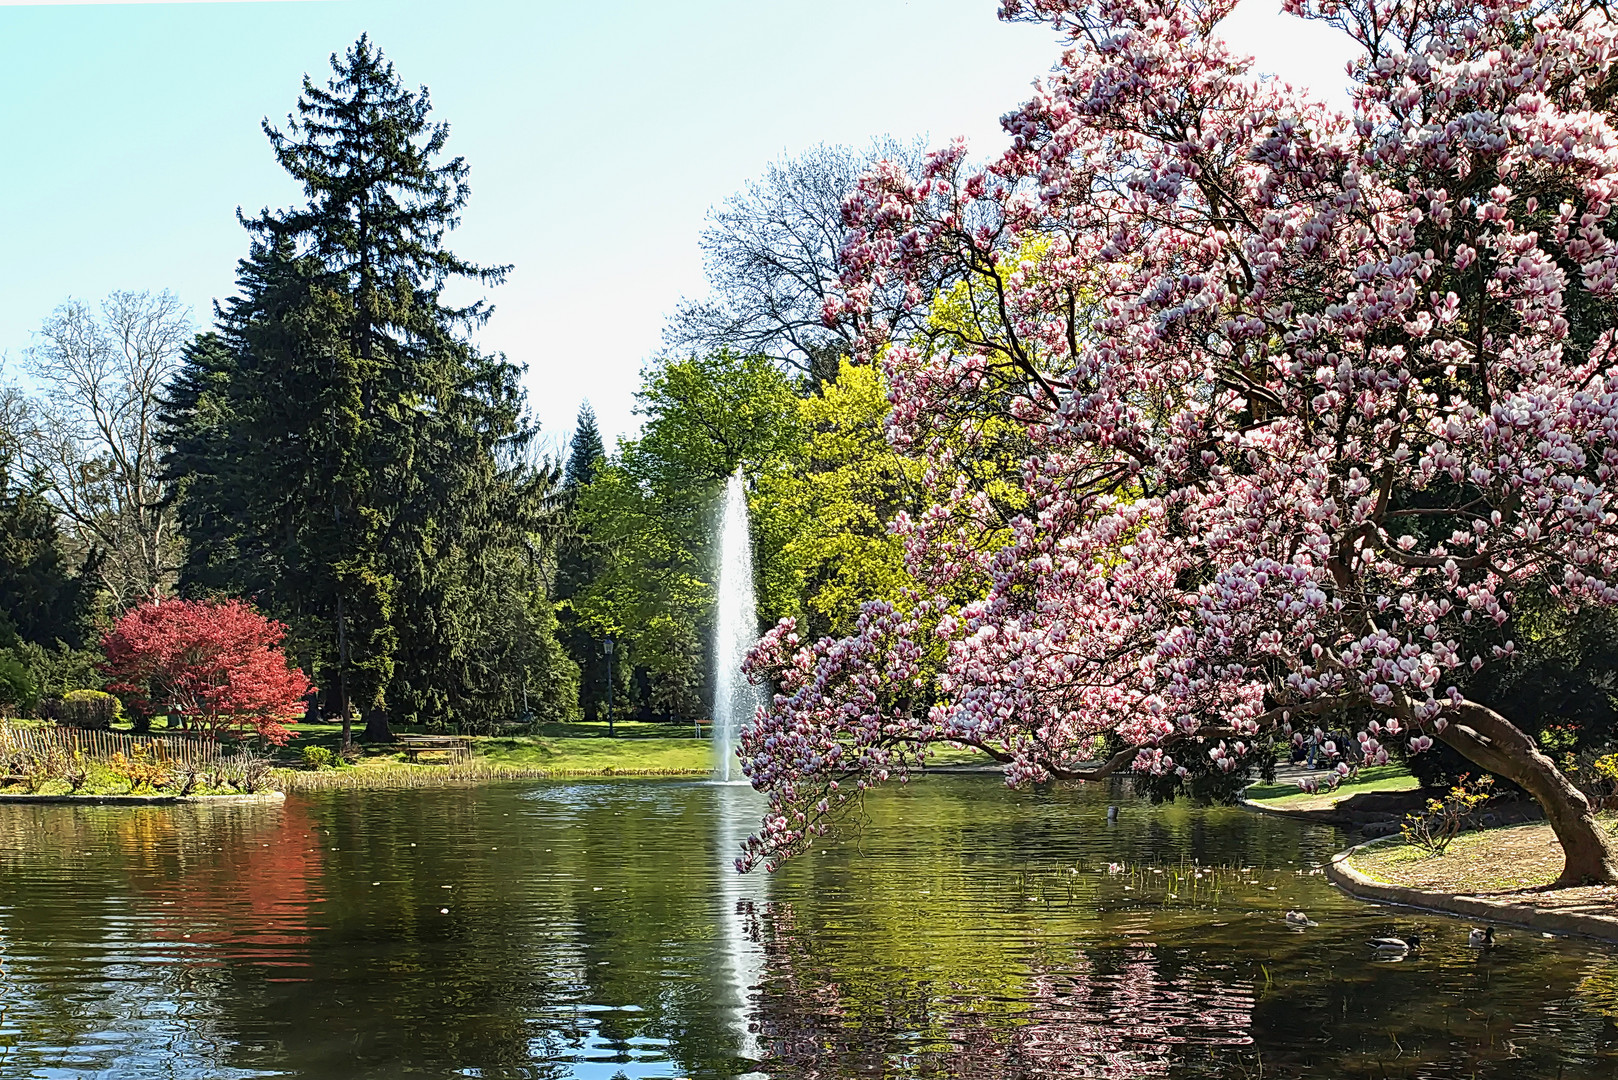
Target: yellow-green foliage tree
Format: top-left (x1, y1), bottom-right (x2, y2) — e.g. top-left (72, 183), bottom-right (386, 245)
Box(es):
top-left (753, 360), bottom-right (915, 640)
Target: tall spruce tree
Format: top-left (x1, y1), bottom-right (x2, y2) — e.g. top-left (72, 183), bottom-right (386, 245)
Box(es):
top-left (564, 404), bottom-right (604, 491)
top-left (164, 37), bottom-right (567, 744)
top-left (556, 403), bottom-right (608, 721)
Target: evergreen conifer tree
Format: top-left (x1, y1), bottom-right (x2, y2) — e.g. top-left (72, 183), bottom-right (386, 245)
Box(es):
top-left (164, 37), bottom-right (570, 744)
top-left (556, 402), bottom-right (608, 721)
top-left (564, 403), bottom-right (604, 491)
top-left (0, 448), bottom-right (89, 650)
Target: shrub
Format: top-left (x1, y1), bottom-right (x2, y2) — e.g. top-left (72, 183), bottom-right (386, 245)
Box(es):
top-left (5, 745), bottom-right (84, 794)
top-left (109, 746), bottom-right (172, 793)
top-left (62, 750), bottom-right (88, 793)
top-left (1401, 775), bottom-right (1495, 856)
top-left (0, 654), bottom-right (37, 716)
top-left (21, 749), bottom-right (52, 793)
top-left (41, 689), bottom-right (122, 730)
top-left (301, 745), bottom-right (334, 770)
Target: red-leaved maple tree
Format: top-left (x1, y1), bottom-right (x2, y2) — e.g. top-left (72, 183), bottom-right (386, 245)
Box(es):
top-left (102, 599), bottom-right (312, 746)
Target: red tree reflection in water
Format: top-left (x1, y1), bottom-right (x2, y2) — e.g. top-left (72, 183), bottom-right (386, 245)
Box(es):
top-left (749, 903), bottom-right (1254, 1078)
top-left (135, 800), bottom-right (323, 963)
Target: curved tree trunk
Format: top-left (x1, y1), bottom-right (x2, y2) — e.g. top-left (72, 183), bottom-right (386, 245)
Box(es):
top-left (1440, 701), bottom-right (1618, 886)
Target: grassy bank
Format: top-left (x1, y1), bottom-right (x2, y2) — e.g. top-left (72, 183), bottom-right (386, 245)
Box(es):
top-left (259, 719), bottom-right (713, 788)
top-left (28, 717), bottom-right (992, 791)
top-left (477, 730), bottom-right (713, 774)
top-left (1348, 818), bottom-right (1618, 893)
top-left (270, 720), bottom-right (990, 775)
top-left (1243, 764), bottom-right (1421, 811)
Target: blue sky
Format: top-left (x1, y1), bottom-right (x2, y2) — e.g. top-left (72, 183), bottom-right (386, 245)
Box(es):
top-left (0, 0), bottom-right (1356, 448)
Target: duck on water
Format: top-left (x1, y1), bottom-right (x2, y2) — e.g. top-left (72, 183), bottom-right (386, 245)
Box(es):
top-left (1369, 934), bottom-right (1421, 958)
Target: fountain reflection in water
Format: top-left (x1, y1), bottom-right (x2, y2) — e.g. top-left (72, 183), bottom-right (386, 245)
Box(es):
top-left (715, 783), bottom-right (769, 1077)
top-left (713, 467), bottom-right (764, 783)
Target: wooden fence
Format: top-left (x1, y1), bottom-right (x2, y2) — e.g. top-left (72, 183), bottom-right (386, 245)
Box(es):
top-left (0, 722), bottom-right (227, 767)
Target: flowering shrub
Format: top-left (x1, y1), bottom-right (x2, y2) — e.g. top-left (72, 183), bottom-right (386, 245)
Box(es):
top-left (739, 0), bottom-right (1618, 884)
top-left (1401, 774), bottom-right (1495, 855)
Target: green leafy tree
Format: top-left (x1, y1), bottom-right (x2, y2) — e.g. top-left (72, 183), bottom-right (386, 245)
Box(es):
top-left (572, 353), bottom-right (799, 721)
top-left (754, 361), bottom-right (915, 640)
top-left (0, 654), bottom-right (33, 715)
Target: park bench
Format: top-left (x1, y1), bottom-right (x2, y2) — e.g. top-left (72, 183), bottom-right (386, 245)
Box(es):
top-left (396, 735), bottom-right (471, 764)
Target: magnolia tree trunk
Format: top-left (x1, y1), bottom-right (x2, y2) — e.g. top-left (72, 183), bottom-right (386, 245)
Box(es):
top-left (1440, 702), bottom-right (1618, 887)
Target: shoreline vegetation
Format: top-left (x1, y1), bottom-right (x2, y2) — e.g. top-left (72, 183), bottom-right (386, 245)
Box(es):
top-left (0, 790), bottom-right (284, 805)
top-left (0, 718), bottom-right (996, 797)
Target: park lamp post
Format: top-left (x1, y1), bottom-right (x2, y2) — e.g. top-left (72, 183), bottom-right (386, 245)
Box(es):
top-left (603, 637), bottom-right (615, 738)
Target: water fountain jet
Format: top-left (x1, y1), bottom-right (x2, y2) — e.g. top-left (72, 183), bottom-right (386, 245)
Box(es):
top-left (713, 467), bottom-right (764, 784)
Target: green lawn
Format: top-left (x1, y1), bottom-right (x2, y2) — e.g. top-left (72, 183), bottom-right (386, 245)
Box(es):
top-left (92, 717), bottom-right (992, 779)
top-left (1349, 816), bottom-right (1618, 893)
top-left (477, 730), bottom-right (712, 774)
top-left (273, 719), bottom-right (714, 773)
top-left (1243, 764), bottom-right (1422, 809)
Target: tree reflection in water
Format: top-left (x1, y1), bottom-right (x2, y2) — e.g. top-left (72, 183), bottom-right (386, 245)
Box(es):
top-left (751, 901), bottom-right (1254, 1079)
top-left (0, 779), bottom-right (1615, 1078)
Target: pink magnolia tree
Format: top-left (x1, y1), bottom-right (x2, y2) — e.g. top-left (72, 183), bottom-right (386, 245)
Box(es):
top-left (738, 0), bottom-right (1618, 883)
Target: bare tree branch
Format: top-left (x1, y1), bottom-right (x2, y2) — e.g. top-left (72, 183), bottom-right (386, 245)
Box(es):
top-left (12, 291), bottom-right (191, 606)
top-left (664, 138), bottom-right (945, 377)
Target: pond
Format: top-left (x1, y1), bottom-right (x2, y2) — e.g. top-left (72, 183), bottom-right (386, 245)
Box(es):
top-left (0, 775), bottom-right (1614, 1079)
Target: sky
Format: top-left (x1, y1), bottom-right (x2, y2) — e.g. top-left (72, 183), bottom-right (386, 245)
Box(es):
top-left (0, 0), bottom-right (1359, 450)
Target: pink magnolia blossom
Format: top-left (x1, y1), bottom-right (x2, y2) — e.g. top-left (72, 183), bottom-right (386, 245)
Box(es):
top-left (738, 0), bottom-right (1618, 883)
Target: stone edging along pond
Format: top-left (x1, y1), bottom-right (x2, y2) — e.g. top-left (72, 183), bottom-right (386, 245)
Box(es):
top-left (0, 791), bottom-right (285, 806)
top-left (1326, 836), bottom-right (1618, 945)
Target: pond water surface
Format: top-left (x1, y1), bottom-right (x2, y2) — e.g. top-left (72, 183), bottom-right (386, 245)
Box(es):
top-left (1, 775), bottom-right (1615, 1079)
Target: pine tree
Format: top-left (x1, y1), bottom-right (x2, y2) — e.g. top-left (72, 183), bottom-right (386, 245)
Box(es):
top-left (557, 403), bottom-right (608, 721)
top-left (165, 37), bottom-right (569, 744)
top-left (564, 403), bottom-right (604, 491)
top-left (0, 447), bottom-right (89, 650)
